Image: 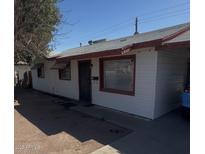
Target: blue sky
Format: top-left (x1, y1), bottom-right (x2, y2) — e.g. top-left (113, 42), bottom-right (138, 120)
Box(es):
top-left (52, 0), bottom-right (190, 52)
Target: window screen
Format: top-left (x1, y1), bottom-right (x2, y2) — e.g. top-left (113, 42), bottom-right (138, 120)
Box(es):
top-left (100, 56), bottom-right (135, 95)
top-left (58, 63), bottom-right (71, 80)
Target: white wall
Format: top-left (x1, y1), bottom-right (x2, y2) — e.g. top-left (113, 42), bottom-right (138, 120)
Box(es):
top-left (32, 60), bottom-right (79, 100)
top-left (14, 65), bottom-right (30, 80)
top-left (31, 48), bottom-right (158, 119)
top-left (154, 49), bottom-right (190, 118)
top-left (91, 49), bottom-right (158, 119)
top-left (31, 48), bottom-right (190, 119)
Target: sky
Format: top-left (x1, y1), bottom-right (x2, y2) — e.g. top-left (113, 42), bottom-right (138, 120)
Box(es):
top-left (52, 0), bottom-right (190, 52)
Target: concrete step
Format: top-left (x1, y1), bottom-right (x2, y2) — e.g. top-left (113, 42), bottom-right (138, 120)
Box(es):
top-left (70, 105), bottom-right (150, 131)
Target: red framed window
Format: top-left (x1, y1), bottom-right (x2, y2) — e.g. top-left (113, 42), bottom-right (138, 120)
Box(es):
top-left (99, 55), bottom-right (136, 96)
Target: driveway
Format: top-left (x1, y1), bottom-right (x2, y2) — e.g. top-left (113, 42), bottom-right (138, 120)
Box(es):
top-left (14, 88), bottom-right (130, 154)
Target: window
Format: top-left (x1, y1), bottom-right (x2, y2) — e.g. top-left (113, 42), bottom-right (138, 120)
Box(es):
top-left (37, 64), bottom-right (45, 78)
top-left (100, 55), bottom-right (135, 95)
top-left (58, 63), bottom-right (71, 80)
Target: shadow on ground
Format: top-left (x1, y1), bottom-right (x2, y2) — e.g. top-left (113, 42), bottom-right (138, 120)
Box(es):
top-left (14, 88), bottom-right (131, 145)
top-left (15, 88), bottom-right (190, 154)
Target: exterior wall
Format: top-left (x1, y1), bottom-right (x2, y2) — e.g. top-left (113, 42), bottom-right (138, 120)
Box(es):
top-left (31, 48), bottom-right (158, 119)
top-left (32, 60), bottom-right (79, 100)
top-left (154, 49), bottom-right (190, 118)
top-left (14, 65), bottom-right (30, 80)
top-left (91, 49), bottom-right (158, 119)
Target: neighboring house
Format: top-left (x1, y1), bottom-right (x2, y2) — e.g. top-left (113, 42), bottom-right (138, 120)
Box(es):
top-left (31, 23), bottom-right (190, 119)
top-left (14, 61), bottom-right (31, 86)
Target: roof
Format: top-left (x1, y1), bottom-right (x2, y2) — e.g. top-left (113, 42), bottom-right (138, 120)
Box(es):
top-left (48, 23), bottom-right (190, 61)
top-left (163, 30), bottom-right (190, 44)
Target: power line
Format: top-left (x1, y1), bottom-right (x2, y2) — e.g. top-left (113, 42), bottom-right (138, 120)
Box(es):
top-left (57, 1), bottom-right (190, 46)
top-left (69, 9), bottom-right (189, 44)
top-left (57, 10), bottom-right (189, 51)
top-left (67, 1), bottom-right (189, 40)
top-left (57, 6), bottom-right (189, 43)
top-left (139, 12), bottom-right (189, 25)
top-left (97, 11), bottom-right (189, 37)
top-left (89, 11), bottom-right (189, 41)
top-left (138, 8), bottom-right (189, 21)
top-left (139, 9), bottom-right (189, 23)
top-left (136, 1), bottom-right (189, 17)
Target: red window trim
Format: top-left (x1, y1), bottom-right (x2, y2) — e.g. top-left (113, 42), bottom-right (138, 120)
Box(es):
top-left (99, 55), bottom-right (136, 96)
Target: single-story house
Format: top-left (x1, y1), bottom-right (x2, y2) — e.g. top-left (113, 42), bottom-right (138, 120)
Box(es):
top-left (31, 23), bottom-right (190, 119)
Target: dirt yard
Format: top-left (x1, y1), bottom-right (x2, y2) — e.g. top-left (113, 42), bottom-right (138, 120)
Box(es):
top-left (14, 88), bottom-right (130, 154)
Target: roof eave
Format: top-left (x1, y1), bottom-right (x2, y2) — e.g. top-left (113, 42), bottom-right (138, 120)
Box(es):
top-left (48, 25), bottom-right (190, 62)
top-left (55, 39), bottom-right (163, 62)
top-left (155, 41), bottom-right (190, 50)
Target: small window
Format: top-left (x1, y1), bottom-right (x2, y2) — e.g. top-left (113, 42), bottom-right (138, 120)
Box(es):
top-left (58, 63), bottom-right (71, 80)
top-left (37, 64), bottom-right (45, 78)
top-left (100, 55), bottom-right (135, 95)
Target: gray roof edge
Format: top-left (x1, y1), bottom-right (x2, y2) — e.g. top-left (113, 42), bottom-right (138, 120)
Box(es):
top-left (55, 22), bottom-right (190, 57)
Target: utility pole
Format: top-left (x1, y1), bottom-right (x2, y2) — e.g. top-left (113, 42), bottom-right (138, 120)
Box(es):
top-left (134, 17), bottom-right (139, 35)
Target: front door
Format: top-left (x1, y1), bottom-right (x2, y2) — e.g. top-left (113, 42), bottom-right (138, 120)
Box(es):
top-left (78, 60), bottom-right (92, 104)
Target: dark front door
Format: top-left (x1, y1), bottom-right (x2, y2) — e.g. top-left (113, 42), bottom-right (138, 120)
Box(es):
top-left (78, 60), bottom-right (92, 104)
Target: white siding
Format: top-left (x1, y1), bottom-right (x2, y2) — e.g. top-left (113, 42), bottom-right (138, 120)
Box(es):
top-left (91, 49), bottom-right (158, 119)
top-left (154, 49), bottom-right (189, 118)
top-left (31, 48), bottom-right (190, 119)
top-left (31, 49), bottom-right (158, 119)
top-left (32, 60), bottom-right (79, 100)
top-left (14, 65), bottom-right (30, 80)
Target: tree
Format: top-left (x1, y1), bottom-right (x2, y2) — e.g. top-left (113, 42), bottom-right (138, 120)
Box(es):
top-left (14, 0), bottom-right (61, 64)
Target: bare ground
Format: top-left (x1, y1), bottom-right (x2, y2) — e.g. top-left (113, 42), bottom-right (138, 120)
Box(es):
top-left (14, 88), bottom-right (130, 154)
